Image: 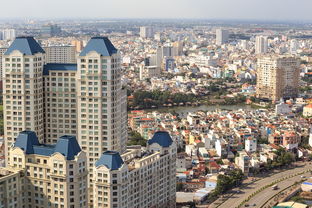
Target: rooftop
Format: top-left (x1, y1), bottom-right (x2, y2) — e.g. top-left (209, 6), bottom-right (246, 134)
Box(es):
top-left (5, 37), bottom-right (45, 55)
top-left (43, 63), bottom-right (77, 75)
top-left (79, 37), bottom-right (117, 57)
top-left (148, 131), bottom-right (173, 147)
top-left (14, 131), bottom-right (81, 160)
top-left (95, 151), bottom-right (124, 170)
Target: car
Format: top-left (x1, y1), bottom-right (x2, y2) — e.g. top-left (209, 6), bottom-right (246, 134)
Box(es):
top-left (244, 204), bottom-right (249, 207)
top-left (301, 176), bottom-right (306, 178)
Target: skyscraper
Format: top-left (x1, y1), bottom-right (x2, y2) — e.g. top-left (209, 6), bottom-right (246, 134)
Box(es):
top-left (216, 29), bottom-right (229, 45)
top-left (77, 37), bottom-right (128, 186)
top-left (140, 26), bottom-right (153, 38)
top-left (3, 37), bottom-right (45, 163)
top-left (0, 47), bottom-right (8, 81)
top-left (255, 36), bottom-right (268, 54)
top-left (1, 29), bottom-right (16, 41)
top-left (256, 56), bottom-right (300, 101)
top-left (2, 36), bottom-right (176, 208)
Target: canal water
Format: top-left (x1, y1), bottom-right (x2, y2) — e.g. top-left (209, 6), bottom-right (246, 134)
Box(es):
top-left (146, 104), bottom-right (252, 118)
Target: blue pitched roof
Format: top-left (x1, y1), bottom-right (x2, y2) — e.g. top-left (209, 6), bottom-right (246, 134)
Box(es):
top-left (43, 63), bottom-right (77, 75)
top-left (79, 37), bottom-right (117, 56)
top-left (14, 131), bottom-right (40, 154)
top-left (95, 151), bottom-right (124, 170)
top-left (148, 131), bottom-right (173, 147)
top-left (54, 135), bottom-right (82, 160)
top-left (14, 131), bottom-right (81, 160)
top-left (5, 37), bottom-right (45, 55)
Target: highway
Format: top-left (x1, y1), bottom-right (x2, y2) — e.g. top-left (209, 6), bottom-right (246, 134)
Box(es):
top-left (244, 172), bottom-right (309, 208)
top-left (212, 162), bottom-right (312, 208)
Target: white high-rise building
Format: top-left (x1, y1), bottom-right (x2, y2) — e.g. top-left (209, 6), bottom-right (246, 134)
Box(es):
top-left (43, 45), bottom-right (76, 63)
top-left (290, 39), bottom-right (299, 54)
top-left (255, 36), bottom-right (268, 54)
top-left (0, 47), bottom-right (7, 81)
top-left (140, 26), bottom-right (153, 38)
top-left (216, 29), bottom-right (229, 45)
top-left (2, 29), bottom-right (16, 41)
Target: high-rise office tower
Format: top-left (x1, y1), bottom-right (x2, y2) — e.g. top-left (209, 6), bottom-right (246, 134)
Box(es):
top-left (256, 56), bottom-right (300, 101)
top-left (255, 36), bottom-right (268, 54)
top-left (3, 37), bottom-right (45, 163)
top-left (43, 46), bottom-right (76, 64)
top-left (140, 26), bottom-right (153, 38)
top-left (216, 29), bottom-right (229, 45)
top-left (77, 37), bottom-right (128, 183)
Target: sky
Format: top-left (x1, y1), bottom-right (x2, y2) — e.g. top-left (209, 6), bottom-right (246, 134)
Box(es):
top-left (1, 0), bottom-right (312, 21)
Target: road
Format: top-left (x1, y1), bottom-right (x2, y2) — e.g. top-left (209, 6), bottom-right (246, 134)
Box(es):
top-left (211, 162), bottom-right (312, 208)
top-left (245, 172), bottom-right (309, 208)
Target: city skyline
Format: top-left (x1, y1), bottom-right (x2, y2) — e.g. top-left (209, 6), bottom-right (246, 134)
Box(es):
top-left (0, 0), bottom-right (312, 22)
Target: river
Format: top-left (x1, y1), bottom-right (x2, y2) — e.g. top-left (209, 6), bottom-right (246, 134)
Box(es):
top-left (145, 104), bottom-right (252, 118)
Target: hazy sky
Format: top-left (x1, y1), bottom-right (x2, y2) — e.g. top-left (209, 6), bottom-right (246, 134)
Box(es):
top-left (1, 0), bottom-right (311, 21)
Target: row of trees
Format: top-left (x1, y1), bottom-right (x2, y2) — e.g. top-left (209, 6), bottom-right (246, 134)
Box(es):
top-left (209, 169), bottom-right (244, 199)
top-left (127, 130), bottom-right (147, 147)
top-left (264, 148), bottom-right (295, 170)
top-left (131, 90), bottom-right (197, 109)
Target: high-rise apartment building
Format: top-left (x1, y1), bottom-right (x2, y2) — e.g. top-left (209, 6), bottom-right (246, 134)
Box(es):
top-left (3, 37), bottom-right (45, 163)
top-left (216, 29), bottom-right (229, 45)
top-left (0, 168), bottom-right (22, 208)
top-left (0, 47), bottom-right (7, 81)
top-left (256, 56), bottom-right (300, 101)
top-left (71, 40), bottom-right (84, 53)
top-left (2, 36), bottom-right (176, 208)
top-left (43, 63), bottom-right (78, 143)
top-left (93, 131), bottom-right (176, 208)
top-left (255, 36), bottom-right (268, 54)
top-left (77, 37), bottom-right (128, 178)
top-left (1, 131), bottom-right (88, 208)
top-left (43, 46), bottom-right (76, 64)
top-left (1, 29), bottom-right (16, 41)
top-left (140, 26), bottom-right (153, 39)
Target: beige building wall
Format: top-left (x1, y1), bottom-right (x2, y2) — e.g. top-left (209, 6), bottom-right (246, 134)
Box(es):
top-left (93, 132), bottom-right (176, 208)
top-left (44, 46), bottom-right (76, 64)
top-left (0, 169), bottom-right (22, 208)
top-left (43, 70), bottom-right (77, 144)
top-left (3, 49), bottom-right (45, 164)
top-left (7, 133), bottom-right (88, 208)
top-left (256, 56), bottom-right (300, 101)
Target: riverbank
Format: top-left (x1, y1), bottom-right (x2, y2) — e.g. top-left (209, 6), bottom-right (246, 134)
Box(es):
top-left (142, 104), bottom-right (252, 117)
